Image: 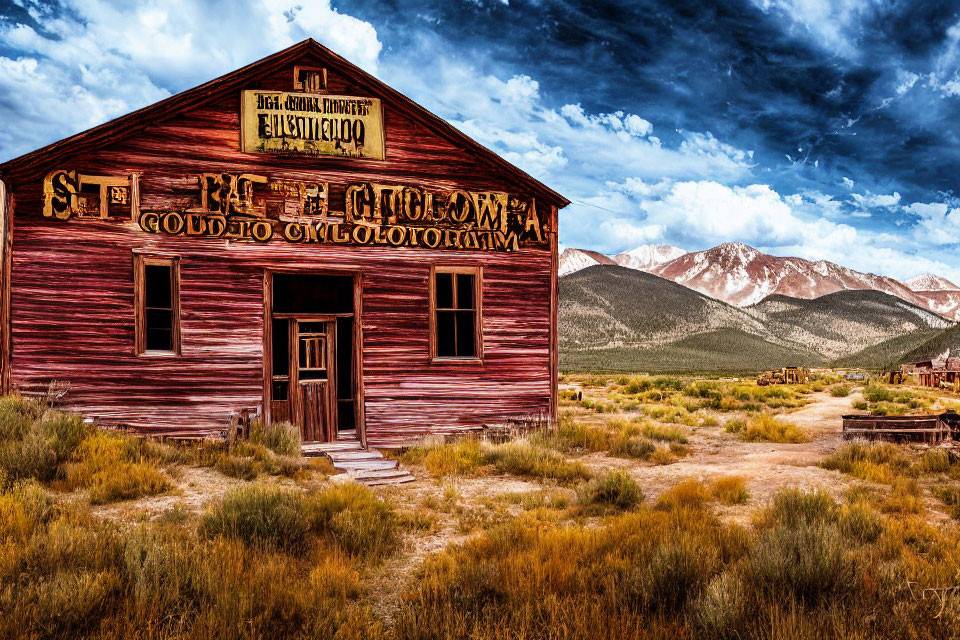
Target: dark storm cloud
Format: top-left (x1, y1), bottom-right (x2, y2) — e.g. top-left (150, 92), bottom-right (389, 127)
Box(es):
top-left (340, 0), bottom-right (959, 214)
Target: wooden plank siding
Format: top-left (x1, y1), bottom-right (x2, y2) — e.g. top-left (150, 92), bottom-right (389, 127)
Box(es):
top-left (0, 179), bottom-right (11, 395)
top-left (0, 41), bottom-right (562, 444)
top-left (10, 220), bottom-right (551, 441)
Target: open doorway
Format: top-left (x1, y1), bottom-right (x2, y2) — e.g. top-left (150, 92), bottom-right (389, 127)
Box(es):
top-left (267, 273), bottom-right (360, 443)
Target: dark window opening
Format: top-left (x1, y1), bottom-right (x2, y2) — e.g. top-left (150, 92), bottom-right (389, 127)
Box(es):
top-left (433, 270), bottom-right (479, 359)
top-left (336, 317), bottom-right (355, 430)
top-left (273, 274), bottom-right (353, 314)
top-left (137, 258), bottom-right (178, 355)
top-left (271, 319), bottom-right (290, 401)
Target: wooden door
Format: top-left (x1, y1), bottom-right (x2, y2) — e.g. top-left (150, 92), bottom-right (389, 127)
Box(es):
top-left (291, 320), bottom-right (337, 443)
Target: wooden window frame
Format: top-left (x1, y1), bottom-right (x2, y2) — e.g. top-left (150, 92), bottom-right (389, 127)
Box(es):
top-left (134, 254), bottom-right (181, 356)
top-left (429, 265), bottom-right (483, 363)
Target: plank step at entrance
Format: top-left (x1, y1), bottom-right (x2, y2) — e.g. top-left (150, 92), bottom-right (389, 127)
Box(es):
top-left (304, 441), bottom-right (416, 486)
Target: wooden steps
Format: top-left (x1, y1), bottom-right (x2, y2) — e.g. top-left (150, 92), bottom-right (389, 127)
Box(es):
top-left (302, 440), bottom-right (415, 486)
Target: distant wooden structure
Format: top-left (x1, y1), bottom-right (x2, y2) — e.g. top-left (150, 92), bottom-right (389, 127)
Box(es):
top-left (903, 359), bottom-right (960, 391)
top-left (842, 414), bottom-right (951, 444)
top-left (0, 40), bottom-right (569, 448)
top-left (757, 366), bottom-right (810, 386)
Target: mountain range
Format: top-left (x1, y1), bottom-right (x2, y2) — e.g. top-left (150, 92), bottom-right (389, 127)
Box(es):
top-left (560, 242), bottom-right (960, 320)
top-left (560, 264), bottom-right (954, 372)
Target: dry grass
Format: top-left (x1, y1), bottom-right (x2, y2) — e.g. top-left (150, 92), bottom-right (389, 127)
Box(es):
top-left (0, 395), bottom-right (89, 484)
top-left (711, 475), bottom-right (750, 505)
top-left (201, 482), bottom-right (400, 560)
top-left (57, 432), bottom-right (171, 504)
top-left (248, 419), bottom-right (302, 456)
top-left (0, 476), bottom-right (385, 640)
top-left (656, 478), bottom-right (712, 511)
top-left (725, 413), bottom-right (810, 443)
top-left (820, 441), bottom-right (960, 485)
top-left (402, 437), bottom-right (590, 482)
top-left (392, 482), bottom-right (960, 639)
top-left (212, 440), bottom-right (312, 481)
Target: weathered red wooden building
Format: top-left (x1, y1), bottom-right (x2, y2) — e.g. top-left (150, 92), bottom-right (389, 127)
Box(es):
top-left (0, 40), bottom-right (567, 447)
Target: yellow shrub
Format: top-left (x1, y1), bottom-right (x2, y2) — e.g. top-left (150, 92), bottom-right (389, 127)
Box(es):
top-left (423, 439), bottom-right (485, 477)
top-left (58, 432), bottom-right (170, 504)
top-left (737, 414), bottom-right (809, 444)
top-left (656, 479), bottom-right (711, 510)
top-left (649, 447), bottom-right (678, 465)
top-left (711, 476), bottom-right (749, 505)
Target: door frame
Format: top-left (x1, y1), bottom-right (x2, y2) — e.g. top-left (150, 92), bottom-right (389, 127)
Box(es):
top-left (289, 316), bottom-right (337, 443)
top-left (262, 268), bottom-right (366, 447)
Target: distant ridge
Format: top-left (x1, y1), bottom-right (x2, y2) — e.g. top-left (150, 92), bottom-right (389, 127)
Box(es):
top-left (560, 241), bottom-right (960, 320)
top-left (560, 265), bottom-right (953, 372)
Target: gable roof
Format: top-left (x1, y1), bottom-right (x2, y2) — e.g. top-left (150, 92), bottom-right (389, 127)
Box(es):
top-left (0, 39), bottom-right (569, 207)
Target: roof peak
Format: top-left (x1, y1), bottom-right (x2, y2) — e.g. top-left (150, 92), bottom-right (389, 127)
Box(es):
top-left (0, 39), bottom-right (568, 207)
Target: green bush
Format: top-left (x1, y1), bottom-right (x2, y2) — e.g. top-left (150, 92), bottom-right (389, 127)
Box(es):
top-left (830, 385), bottom-right (851, 397)
top-left (249, 420), bottom-right (302, 457)
top-left (622, 377), bottom-right (652, 395)
top-left (200, 484), bottom-right (312, 553)
top-left (609, 434), bottom-right (656, 459)
top-left (577, 470), bottom-right (644, 510)
top-left (769, 488), bottom-right (837, 527)
top-left (746, 522), bottom-right (852, 604)
top-left (0, 396), bottom-right (90, 483)
top-left (862, 385), bottom-right (895, 403)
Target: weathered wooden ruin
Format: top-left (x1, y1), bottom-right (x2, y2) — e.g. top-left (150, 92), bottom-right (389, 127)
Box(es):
top-left (756, 366), bottom-right (810, 386)
top-left (901, 358), bottom-right (960, 391)
top-left (0, 40), bottom-right (568, 452)
top-left (842, 413), bottom-right (956, 444)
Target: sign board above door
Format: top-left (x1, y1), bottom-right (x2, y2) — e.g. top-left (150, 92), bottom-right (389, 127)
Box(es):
top-left (241, 90), bottom-right (385, 160)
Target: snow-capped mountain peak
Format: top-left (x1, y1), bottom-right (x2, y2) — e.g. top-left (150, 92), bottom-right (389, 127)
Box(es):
top-left (558, 248), bottom-right (616, 276)
top-left (613, 244), bottom-right (687, 271)
top-left (559, 244), bottom-right (686, 276)
top-left (904, 273), bottom-right (960, 292)
top-left (649, 243), bottom-right (953, 313)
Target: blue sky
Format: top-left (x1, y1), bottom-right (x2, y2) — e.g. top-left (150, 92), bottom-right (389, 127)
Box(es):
top-left (1, 0), bottom-right (960, 281)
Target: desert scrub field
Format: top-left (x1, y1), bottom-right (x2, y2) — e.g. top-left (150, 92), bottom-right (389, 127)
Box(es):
top-left (566, 373), bottom-right (822, 416)
top-left (393, 484), bottom-right (960, 640)
top-left (0, 476), bottom-right (395, 639)
top-left (850, 383), bottom-right (938, 415)
top-left (11, 377), bottom-right (960, 639)
top-left (395, 416), bottom-right (693, 479)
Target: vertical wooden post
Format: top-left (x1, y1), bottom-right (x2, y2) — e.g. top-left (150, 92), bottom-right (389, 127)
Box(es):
top-left (262, 271), bottom-right (273, 427)
top-left (549, 204), bottom-right (559, 423)
top-left (354, 273), bottom-right (367, 448)
top-left (0, 180), bottom-right (11, 395)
